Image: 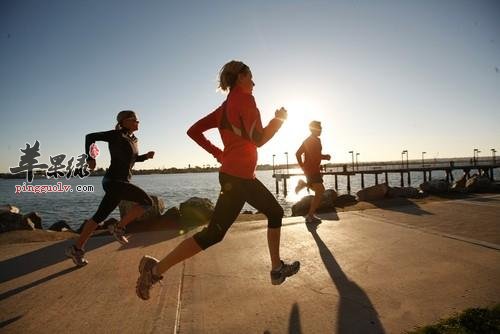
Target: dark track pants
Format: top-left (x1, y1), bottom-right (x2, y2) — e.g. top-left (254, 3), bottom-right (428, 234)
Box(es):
top-left (193, 173), bottom-right (284, 249)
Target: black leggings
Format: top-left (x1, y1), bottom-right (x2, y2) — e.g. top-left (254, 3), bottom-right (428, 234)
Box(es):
top-left (193, 173), bottom-right (284, 250)
top-left (91, 177), bottom-right (153, 223)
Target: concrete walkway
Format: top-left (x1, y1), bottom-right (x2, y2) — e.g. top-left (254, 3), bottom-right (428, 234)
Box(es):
top-left (1, 194), bottom-right (499, 333)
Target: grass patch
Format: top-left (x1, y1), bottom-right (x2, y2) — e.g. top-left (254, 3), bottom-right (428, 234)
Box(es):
top-left (407, 304), bottom-right (500, 334)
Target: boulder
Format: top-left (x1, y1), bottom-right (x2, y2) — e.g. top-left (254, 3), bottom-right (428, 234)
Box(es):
top-left (419, 179), bottom-right (450, 194)
top-left (0, 211), bottom-right (35, 233)
top-left (100, 218), bottom-right (118, 230)
top-left (387, 187), bottom-right (421, 198)
top-left (0, 204), bottom-right (20, 214)
top-left (451, 174), bottom-right (467, 191)
top-left (23, 212), bottom-right (43, 229)
top-left (333, 194), bottom-right (358, 207)
top-left (163, 207), bottom-right (181, 221)
top-left (180, 197), bottom-right (214, 223)
top-left (356, 184), bottom-right (389, 201)
top-left (119, 195), bottom-right (165, 222)
top-left (465, 175), bottom-right (492, 193)
top-left (291, 189), bottom-right (338, 216)
top-left (48, 220), bottom-right (74, 232)
top-left (291, 195), bottom-right (314, 216)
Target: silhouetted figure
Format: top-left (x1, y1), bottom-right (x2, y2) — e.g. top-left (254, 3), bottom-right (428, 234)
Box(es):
top-left (295, 121), bottom-right (331, 224)
top-left (136, 60), bottom-right (300, 300)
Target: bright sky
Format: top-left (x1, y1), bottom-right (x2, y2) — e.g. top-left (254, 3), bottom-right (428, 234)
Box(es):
top-left (1, 0), bottom-right (499, 173)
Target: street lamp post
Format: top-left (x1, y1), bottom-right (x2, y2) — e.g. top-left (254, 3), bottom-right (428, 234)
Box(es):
top-left (491, 149), bottom-right (496, 164)
top-left (421, 151), bottom-right (426, 167)
top-left (401, 150), bottom-right (407, 168)
top-left (356, 152), bottom-right (360, 170)
top-left (473, 148), bottom-right (479, 165)
top-left (272, 154), bottom-right (276, 175)
top-left (406, 150), bottom-right (409, 168)
top-left (348, 151), bottom-right (354, 170)
top-left (285, 152), bottom-right (289, 175)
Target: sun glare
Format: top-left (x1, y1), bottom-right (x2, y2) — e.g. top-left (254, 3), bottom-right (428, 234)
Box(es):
top-left (278, 97), bottom-right (326, 148)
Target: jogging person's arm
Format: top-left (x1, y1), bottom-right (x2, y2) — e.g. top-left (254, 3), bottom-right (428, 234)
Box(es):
top-left (136, 151), bottom-right (155, 162)
top-left (85, 130), bottom-right (116, 170)
top-left (240, 95), bottom-right (287, 147)
top-left (187, 107), bottom-right (223, 163)
top-left (296, 144), bottom-right (305, 170)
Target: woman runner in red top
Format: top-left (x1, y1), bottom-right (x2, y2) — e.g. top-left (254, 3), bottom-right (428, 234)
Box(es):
top-left (136, 60), bottom-right (300, 300)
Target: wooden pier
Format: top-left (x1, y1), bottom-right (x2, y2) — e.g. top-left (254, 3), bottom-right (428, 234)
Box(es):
top-left (272, 158), bottom-right (499, 196)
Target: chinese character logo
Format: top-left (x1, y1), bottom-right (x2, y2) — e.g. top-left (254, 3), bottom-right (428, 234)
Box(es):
top-left (9, 141), bottom-right (49, 183)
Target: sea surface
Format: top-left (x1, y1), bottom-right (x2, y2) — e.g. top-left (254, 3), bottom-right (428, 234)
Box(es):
top-left (1, 168), bottom-right (498, 230)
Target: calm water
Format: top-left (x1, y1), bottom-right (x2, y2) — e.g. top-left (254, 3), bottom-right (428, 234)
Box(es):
top-left (1, 168), bottom-right (498, 230)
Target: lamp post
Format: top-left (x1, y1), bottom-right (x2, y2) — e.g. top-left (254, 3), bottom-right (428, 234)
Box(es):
top-left (422, 151), bottom-right (426, 167)
top-left (285, 152), bottom-right (289, 175)
top-left (406, 150), bottom-right (409, 168)
top-left (272, 154), bottom-right (276, 175)
top-left (491, 149), bottom-right (496, 164)
top-left (356, 152), bottom-right (360, 170)
top-left (473, 148), bottom-right (479, 165)
top-left (348, 151), bottom-right (354, 170)
top-left (401, 150), bottom-right (407, 168)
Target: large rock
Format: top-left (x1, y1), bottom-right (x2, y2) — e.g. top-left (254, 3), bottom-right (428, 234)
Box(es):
top-left (119, 195), bottom-right (165, 222)
top-left (451, 174), bottom-right (468, 191)
top-left (180, 197), bottom-right (214, 223)
top-left (23, 212), bottom-right (43, 229)
top-left (0, 210), bottom-right (35, 233)
top-left (419, 179), bottom-right (450, 194)
top-left (163, 207), bottom-right (181, 221)
top-left (291, 196), bottom-right (314, 216)
top-left (291, 189), bottom-right (338, 216)
top-left (356, 184), bottom-right (389, 201)
top-left (1, 204), bottom-right (20, 214)
top-left (387, 187), bottom-right (421, 198)
top-left (333, 194), bottom-right (358, 207)
top-left (465, 175), bottom-right (492, 193)
top-left (48, 220), bottom-right (74, 232)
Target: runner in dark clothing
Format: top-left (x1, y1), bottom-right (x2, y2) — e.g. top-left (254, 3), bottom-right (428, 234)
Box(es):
top-left (66, 110), bottom-right (155, 266)
top-left (135, 61), bottom-right (300, 300)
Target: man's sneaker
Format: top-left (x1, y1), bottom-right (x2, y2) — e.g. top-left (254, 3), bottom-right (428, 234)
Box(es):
top-left (305, 215), bottom-right (322, 224)
top-left (295, 179), bottom-right (307, 194)
top-left (108, 223), bottom-right (128, 245)
top-left (270, 260), bottom-right (300, 285)
top-left (65, 245), bottom-right (88, 267)
top-left (136, 255), bottom-right (163, 300)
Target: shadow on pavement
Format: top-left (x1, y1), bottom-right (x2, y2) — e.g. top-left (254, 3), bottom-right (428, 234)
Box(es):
top-left (317, 210), bottom-right (340, 221)
top-left (288, 302), bottom-right (303, 334)
top-left (0, 236), bottom-right (112, 284)
top-left (307, 223), bottom-right (386, 334)
top-left (0, 315), bottom-right (23, 329)
top-left (0, 267), bottom-right (79, 301)
top-left (371, 197), bottom-right (433, 216)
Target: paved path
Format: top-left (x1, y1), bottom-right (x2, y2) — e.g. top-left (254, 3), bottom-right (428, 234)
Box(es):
top-left (1, 194), bottom-right (499, 333)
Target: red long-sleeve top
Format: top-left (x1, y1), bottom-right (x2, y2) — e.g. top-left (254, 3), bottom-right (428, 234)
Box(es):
top-left (296, 135), bottom-right (325, 176)
top-left (187, 86), bottom-right (282, 179)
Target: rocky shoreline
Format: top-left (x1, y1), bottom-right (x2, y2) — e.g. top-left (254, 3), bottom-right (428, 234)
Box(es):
top-left (1, 174), bottom-right (498, 244)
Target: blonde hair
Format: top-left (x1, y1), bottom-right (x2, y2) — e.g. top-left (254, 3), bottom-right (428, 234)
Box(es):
top-left (218, 60), bottom-right (250, 92)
